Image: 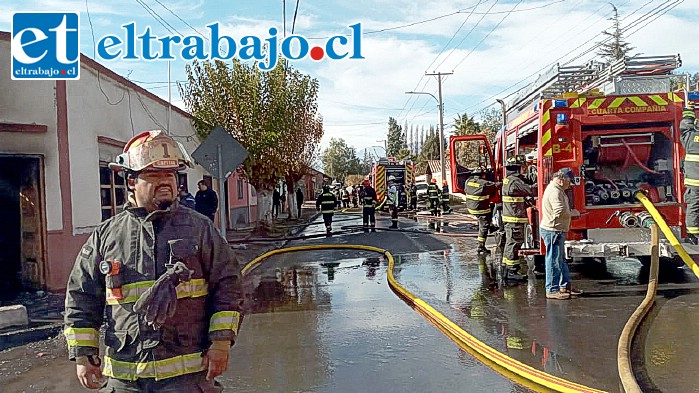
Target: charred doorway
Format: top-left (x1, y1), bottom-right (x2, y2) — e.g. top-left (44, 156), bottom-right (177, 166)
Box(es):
top-left (0, 156), bottom-right (45, 301)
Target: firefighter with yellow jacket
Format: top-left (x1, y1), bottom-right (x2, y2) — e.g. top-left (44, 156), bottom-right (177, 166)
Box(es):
top-left (681, 101), bottom-right (699, 244)
top-left (502, 155), bottom-right (538, 279)
top-left (64, 130), bottom-right (245, 392)
top-left (465, 169), bottom-right (501, 255)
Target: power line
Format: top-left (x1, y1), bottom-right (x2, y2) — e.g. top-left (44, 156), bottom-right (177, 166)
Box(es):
top-left (134, 0), bottom-right (180, 36)
top-left (452, 0), bottom-right (523, 71)
top-left (434, 0), bottom-right (498, 72)
top-left (151, 0), bottom-right (208, 39)
top-left (463, 0), bottom-right (672, 115)
top-left (291, 0), bottom-right (301, 34)
top-left (423, 0), bottom-right (485, 73)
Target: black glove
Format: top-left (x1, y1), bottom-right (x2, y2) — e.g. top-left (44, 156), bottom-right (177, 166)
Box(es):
top-left (133, 261), bottom-right (193, 329)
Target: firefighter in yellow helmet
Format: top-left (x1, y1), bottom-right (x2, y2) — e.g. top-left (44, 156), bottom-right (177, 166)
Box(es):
top-left (64, 130), bottom-right (245, 391)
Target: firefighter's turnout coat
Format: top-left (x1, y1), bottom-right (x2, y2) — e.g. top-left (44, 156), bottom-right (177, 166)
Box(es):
top-left (64, 201), bottom-right (244, 381)
top-left (464, 176), bottom-right (499, 216)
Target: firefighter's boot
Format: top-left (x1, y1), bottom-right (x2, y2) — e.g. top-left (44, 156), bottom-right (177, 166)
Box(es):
top-left (477, 244), bottom-right (490, 255)
top-left (506, 264), bottom-right (527, 281)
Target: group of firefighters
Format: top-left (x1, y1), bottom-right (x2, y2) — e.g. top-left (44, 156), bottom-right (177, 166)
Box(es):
top-left (315, 176), bottom-right (455, 234)
top-left (463, 155), bottom-right (537, 280)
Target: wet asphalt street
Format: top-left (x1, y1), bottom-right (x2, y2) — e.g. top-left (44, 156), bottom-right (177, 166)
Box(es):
top-left (1, 209), bottom-right (699, 392)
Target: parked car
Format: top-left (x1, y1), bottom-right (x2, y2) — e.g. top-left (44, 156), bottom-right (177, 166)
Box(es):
top-left (415, 182), bottom-right (429, 201)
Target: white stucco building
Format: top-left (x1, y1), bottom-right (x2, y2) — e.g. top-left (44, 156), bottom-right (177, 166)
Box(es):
top-left (0, 31), bottom-right (209, 293)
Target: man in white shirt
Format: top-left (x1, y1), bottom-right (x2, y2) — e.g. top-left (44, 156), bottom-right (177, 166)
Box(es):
top-left (540, 168), bottom-right (582, 300)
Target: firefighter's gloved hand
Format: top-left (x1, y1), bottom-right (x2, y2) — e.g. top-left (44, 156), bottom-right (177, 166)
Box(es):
top-left (133, 261), bottom-right (193, 329)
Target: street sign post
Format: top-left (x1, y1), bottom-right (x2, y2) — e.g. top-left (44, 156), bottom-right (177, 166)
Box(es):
top-left (192, 126), bottom-right (249, 236)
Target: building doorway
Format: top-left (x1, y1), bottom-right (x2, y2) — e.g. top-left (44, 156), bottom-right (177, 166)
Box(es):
top-left (0, 156), bottom-right (45, 301)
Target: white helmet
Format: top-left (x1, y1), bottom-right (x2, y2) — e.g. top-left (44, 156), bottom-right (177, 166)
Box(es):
top-left (388, 175), bottom-right (396, 182)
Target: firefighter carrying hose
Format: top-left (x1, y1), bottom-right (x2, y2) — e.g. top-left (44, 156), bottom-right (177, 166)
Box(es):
top-left (502, 155), bottom-right (538, 279)
top-left (427, 178), bottom-right (442, 216)
top-left (360, 179), bottom-right (377, 232)
top-left (64, 130), bottom-right (245, 391)
top-left (317, 185), bottom-right (337, 234)
top-left (681, 101), bottom-right (699, 245)
top-left (465, 169), bottom-right (501, 255)
top-left (387, 175), bottom-right (399, 228)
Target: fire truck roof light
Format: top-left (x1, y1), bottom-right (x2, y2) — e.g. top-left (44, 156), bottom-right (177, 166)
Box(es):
top-left (554, 99), bottom-right (568, 108)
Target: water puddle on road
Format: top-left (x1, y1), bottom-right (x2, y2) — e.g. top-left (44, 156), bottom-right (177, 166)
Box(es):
top-left (230, 252), bottom-right (528, 392)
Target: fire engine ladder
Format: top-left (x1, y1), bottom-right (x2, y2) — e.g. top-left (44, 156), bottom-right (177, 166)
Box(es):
top-left (507, 55), bottom-right (682, 115)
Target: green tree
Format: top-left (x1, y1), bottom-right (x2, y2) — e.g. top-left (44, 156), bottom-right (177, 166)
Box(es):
top-left (179, 59), bottom-right (323, 224)
top-left (387, 117), bottom-right (403, 157)
top-left (598, 3), bottom-right (634, 63)
top-left (480, 107), bottom-right (502, 142)
top-left (321, 138), bottom-right (360, 183)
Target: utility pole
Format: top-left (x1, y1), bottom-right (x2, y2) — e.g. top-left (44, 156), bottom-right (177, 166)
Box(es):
top-left (377, 139), bottom-right (387, 157)
top-left (425, 72), bottom-right (452, 185)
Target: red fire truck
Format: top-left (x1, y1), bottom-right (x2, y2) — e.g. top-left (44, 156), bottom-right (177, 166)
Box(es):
top-left (369, 157), bottom-right (415, 210)
top-left (451, 55), bottom-right (693, 267)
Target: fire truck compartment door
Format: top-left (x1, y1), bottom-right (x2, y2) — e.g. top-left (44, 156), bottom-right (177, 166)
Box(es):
top-left (449, 135), bottom-right (496, 193)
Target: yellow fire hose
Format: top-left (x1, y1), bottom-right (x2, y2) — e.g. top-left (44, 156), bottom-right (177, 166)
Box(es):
top-left (617, 224), bottom-right (659, 393)
top-left (241, 244), bottom-right (605, 392)
top-left (635, 192), bottom-right (699, 278)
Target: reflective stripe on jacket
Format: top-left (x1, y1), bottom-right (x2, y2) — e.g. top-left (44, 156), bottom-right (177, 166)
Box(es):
top-left (427, 184), bottom-right (441, 200)
top-left (502, 174), bottom-right (537, 223)
top-left (64, 201), bottom-right (244, 381)
top-left (681, 112), bottom-right (699, 186)
top-left (464, 176), bottom-right (498, 215)
top-left (360, 186), bottom-right (377, 207)
top-left (316, 192), bottom-right (336, 213)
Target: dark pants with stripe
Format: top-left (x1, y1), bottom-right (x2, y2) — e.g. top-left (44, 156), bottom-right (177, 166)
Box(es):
top-left (503, 223), bottom-right (525, 267)
top-left (686, 186), bottom-right (699, 240)
top-left (442, 199), bottom-right (450, 213)
top-left (100, 371), bottom-right (222, 393)
top-left (429, 198), bottom-right (441, 216)
top-left (410, 196), bottom-right (417, 210)
top-left (322, 213), bottom-right (334, 231)
top-left (476, 213), bottom-right (492, 250)
top-left (363, 206), bottom-right (376, 229)
top-left (389, 205), bottom-right (398, 228)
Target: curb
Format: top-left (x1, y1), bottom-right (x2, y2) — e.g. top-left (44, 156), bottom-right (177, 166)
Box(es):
top-left (0, 322), bottom-right (63, 352)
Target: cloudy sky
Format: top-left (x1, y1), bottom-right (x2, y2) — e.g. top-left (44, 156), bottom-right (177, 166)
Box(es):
top-left (3, 0), bottom-right (696, 157)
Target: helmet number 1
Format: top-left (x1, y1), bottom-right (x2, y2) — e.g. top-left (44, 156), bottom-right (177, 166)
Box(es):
top-left (161, 143), bottom-right (171, 158)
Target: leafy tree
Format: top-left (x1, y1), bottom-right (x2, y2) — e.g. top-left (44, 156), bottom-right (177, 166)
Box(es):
top-left (419, 128), bottom-right (440, 162)
top-left (480, 107), bottom-right (502, 142)
top-left (179, 59), bottom-right (323, 224)
top-left (387, 117), bottom-right (403, 157)
top-left (321, 138), bottom-right (360, 183)
top-left (598, 3), bottom-right (634, 63)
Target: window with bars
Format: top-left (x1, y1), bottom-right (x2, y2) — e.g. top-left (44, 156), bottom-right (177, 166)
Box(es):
top-left (99, 163), bottom-right (127, 221)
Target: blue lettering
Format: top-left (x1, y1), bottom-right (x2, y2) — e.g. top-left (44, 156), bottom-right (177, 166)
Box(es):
top-left (239, 36), bottom-right (263, 61)
top-left (259, 27), bottom-right (279, 71)
top-left (325, 35), bottom-right (348, 60)
top-left (158, 36), bottom-right (181, 59)
top-left (123, 22), bottom-right (138, 59)
top-left (139, 27), bottom-right (158, 60)
top-left (281, 35), bottom-right (308, 61)
top-left (349, 23), bottom-right (364, 59)
top-left (97, 35), bottom-right (121, 60)
top-left (181, 36), bottom-right (207, 60)
top-left (209, 23), bottom-right (235, 60)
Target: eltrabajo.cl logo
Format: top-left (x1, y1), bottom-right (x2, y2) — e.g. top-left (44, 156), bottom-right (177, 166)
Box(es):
top-left (12, 12), bottom-right (80, 80)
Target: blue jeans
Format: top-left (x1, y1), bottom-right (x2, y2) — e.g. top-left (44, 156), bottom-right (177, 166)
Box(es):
top-left (540, 228), bottom-right (570, 294)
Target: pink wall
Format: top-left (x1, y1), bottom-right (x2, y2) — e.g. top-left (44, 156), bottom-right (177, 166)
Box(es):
top-left (226, 171), bottom-right (250, 209)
